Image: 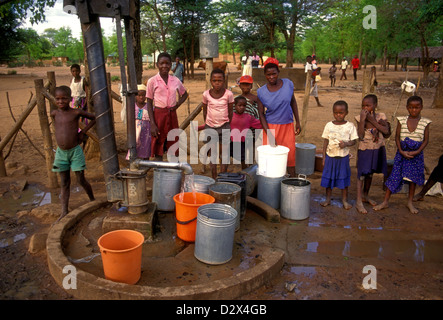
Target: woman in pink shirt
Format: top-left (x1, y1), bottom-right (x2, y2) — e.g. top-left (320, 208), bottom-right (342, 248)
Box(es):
top-left (202, 68), bottom-right (234, 179)
top-left (146, 52), bottom-right (188, 160)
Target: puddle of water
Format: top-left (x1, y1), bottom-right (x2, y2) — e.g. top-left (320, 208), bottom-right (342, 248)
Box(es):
top-left (289, 266), bottom-right (317, 278)
top-left (307, 220), bottom-right (389, 231)
top-left (0, 184), bottom-right (56, 216)
top-left (0, 233), bottom-right (27, 248)
top-left (303, 240), bottom-right (443, 263)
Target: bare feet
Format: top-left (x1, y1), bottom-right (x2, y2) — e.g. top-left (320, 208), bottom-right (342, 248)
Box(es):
top-left (342, 200), bottom-right (352, 210)
top-left (373, 201), bottom-right (389, 211)
top-left (320, 199), bottom-right (330, 207)
top-left (362, 196), bottom-right (377, 206)
top-left (413, 194), bottom-right (424, 202)
top-left (407, 202), bottom-right (419, 214)
top-left (355, 201), bottom-right (367, 214)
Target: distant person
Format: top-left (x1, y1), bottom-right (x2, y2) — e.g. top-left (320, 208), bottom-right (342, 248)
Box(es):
top-left (305, 56), bottom-right (323, 107)
top-left (320, 100), bottom-right (358, 210)
top-left (51, 86), bottom-right (96, 221)
top-left (251, 51), bottom-right (260, 68)
top-left (242, 50), bottom-right (253, 76)
top-left (172, 56), bottom-right (184, 83)
top-left (70, 63), bottom-right (89, 124)
top-left (146, 52), bottom-right (188, 161)
top-left (230, 96), bottom-right (262, 169)
top-left (340, 57), bottom-right (348, 80)
top-left (311, 54), bottom-right (317, 65)
top-left (413, 154), bottom-right (443, 201)
top-left (329, 62), bottom-right (337, 87)
top-left (351, 55), bottom-right (360, 80)
top-left (355, 94), bottom-right (391, 214)
top-left (374, 96), bottom-right (431, 214)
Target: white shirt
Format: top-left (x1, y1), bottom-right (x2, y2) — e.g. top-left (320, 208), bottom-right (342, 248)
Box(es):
top-left (341, 60), bottom-right (348, 70)
top-left (322, 121), bottom-right (358, 157)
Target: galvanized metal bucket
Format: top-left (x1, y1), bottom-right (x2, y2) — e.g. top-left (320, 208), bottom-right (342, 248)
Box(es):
top-left (257, 174), bottom-right (285, 209)
top-left (280, 175), bottom-right (311, 220)
top-left (295, 143), bottom-right (317, 175)
top-left (209, 182), bottom-right (242, 231)
top-left (185, 175), bottom-right (215, 194)
top-left (152, 168), bottom-right (182, 212)
top-left (194, 203), bottom-right (237, 265)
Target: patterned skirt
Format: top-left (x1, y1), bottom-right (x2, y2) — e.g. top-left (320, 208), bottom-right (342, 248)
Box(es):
top-left (385, 138), bottom-right (425, 193)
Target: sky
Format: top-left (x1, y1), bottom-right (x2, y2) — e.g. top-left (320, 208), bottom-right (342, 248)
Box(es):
top-left (23, 0), bottom-right (116, 39)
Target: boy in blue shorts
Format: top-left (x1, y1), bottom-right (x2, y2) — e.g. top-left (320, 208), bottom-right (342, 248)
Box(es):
top-left (51, 85), bottom-right (96, 220)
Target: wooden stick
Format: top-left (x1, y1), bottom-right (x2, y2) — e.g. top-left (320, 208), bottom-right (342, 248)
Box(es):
top-left (179, 102), bottom-right (203, 130)
top-left (0, 81), bottom-right (50, 153)
top-left (35, 79), bottom-right (58, 189)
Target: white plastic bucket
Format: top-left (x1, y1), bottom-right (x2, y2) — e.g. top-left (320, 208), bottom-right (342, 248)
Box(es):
top-left (257, 145), bottom-right (290, 177)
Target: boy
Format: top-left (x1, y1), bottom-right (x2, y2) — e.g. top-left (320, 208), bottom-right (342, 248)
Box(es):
top-left (51, 86), bottom-right (96, 220)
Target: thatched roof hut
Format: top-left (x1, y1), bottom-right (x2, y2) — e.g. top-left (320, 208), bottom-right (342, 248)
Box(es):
top-left (398, 46), bottom-right (443, 59)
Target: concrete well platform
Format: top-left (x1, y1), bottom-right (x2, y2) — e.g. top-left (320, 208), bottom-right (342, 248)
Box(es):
top-left (46, 199), bottom-right (285, 300)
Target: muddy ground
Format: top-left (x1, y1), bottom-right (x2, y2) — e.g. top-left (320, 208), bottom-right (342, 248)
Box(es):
top-left (0, 62), bottom-right (442, 300)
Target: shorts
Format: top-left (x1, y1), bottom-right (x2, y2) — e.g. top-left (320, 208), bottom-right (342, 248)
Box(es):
top-left (52, 145), bottom-right (86, 172)
top-left (202, 122), bottom-right (231, 164)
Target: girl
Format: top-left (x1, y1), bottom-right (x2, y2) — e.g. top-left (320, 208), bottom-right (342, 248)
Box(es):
top-left (202, 68), bottom-right (234, 179)
top-left (355, 94), bottom-right (391, 214)
top-left (320, 100), bottom-right (358, 209)
top-left (146, 52), bottom-right (188, 160)
top-left (374, 96), bottom-right (431, 214)
top-left (126, 84), bottom-right (151, 160)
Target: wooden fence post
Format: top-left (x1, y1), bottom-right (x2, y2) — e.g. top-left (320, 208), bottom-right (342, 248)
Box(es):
top-left (298, 70), bottom-right (312, 143)
top-left (0, 135), bottom-right (6, 176)
top-left (34, 79), bottom-right (59, 189)
top-left (47, 71), bottom-right (57, 114)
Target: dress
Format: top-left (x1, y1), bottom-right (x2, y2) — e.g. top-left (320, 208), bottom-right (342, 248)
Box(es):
top-left (355, 113), bottom-right (389, 178)
top-left (172, 62), bottom-right (184, 82)
top-left (242, 56), bottom-right (253, 76)
top-left (320, 121), bottom-right (358, 189)
top-left (385, 116), bottom-right (432, 193)
top-left (257, 78), bottom-right (296, 167)
top-left (230, 112), bottom-right (262, 162)
top-left (126, 103), bottom-right (151, 160)
top-left (70, 76), bottom-right (88, 124)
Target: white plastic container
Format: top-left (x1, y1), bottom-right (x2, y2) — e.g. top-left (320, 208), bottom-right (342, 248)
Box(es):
top-left (257, 145), bottom-right (290, 177)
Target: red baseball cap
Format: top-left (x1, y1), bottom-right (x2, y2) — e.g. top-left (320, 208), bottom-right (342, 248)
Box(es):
top-left (239, 75), bottom-right (253, 84)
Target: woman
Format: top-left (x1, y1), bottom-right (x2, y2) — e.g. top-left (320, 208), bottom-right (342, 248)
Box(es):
top-left (257, 57), bottom-right (301, 177)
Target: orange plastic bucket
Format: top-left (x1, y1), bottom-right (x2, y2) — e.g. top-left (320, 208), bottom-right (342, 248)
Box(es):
top-left (97, 229), bottom-right (144, 285)
top-left (173, 192), bottom-right (215, 242)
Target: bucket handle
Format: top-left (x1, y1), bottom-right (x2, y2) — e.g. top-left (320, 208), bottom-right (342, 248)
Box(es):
top-left (298, 174), bottom-right (307, 180)
top-left (176, 217), bottom-right (197, 225)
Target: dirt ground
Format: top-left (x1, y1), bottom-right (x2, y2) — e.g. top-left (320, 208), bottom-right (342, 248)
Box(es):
top-left (0, 61), bottom-right (442, 300)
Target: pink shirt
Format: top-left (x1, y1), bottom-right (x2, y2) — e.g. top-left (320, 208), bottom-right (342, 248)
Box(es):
top-left (202, 89), bottom-right (234, 128)
top-left (146, 73), bottom-right (186, 108)
top-left (230, 112), bottom-right (262, 142)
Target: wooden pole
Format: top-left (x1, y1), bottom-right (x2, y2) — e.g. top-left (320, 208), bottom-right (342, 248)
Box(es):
top-left (179, 103), bottom-right (203, 130)
top-left (47, 71), bottom-right (57, 114)
top-left (298, 70), bottom-right (312, 143)
top-left (362, 69), bottom-right (372, 99)
top-left (205, 58), bottom-right (213, 90)
top-left (35, 79), bottom-right (59, 189)
top-left (0, 135), bottom-right (6, 176)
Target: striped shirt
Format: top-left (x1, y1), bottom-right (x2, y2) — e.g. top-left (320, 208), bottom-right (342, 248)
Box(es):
top-left (234, 95), bottom-right (259, 119)
top-left (398, 116), bottom-right (431, 142)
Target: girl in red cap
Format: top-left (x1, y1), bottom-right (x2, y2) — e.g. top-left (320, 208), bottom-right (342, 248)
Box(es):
top-left (257, 58), bottom-right (301, 177)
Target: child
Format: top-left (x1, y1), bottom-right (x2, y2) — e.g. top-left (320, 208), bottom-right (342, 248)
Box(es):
top-left (413, 154), bottom-right (443, 201)
top-left (230, 96), bottom-right (262, 169)
top-left (146, 52), bottom-right (188, 160)
top-left (329, 62), bottom-right (337, 87)
top-left (126, 84), bottom-right (151, 160)
top-left (310, 67), bottom-right (324, 107)
top-left (237, 75), bottom-right (259, 120)
top-left (202, 68), bottom-right (234, 179)
top-left (70, 64), bottom-right (88, 122)
top-left (51, 86), bottom-right (96, 220)
top-left (355, 94), bottom-right (391, 214)
top-left (320, 100), bottom-right (358, 209)
top-left (374, 96), bottom-right (431, 214)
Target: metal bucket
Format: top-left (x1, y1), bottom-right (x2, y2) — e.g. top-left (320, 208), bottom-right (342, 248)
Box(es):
top-left (209, 182), bottom-right (242, 231)
top-left (281, 175), bottom-right (311, 220)
top-left (152, 168), bottom-right (182, 211)
top-left (296, 143), bottom-right (316, 175)
top-left (194, 203), bottom-right (237, 265)
top-left (185, 175), bottom-right (215, 194)
top-left (241, 164), bottom-right (258, 196)
top-left (257, 174), bottom-right (285, 209)
top-left (216, 173), bottom-right (247, 220)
